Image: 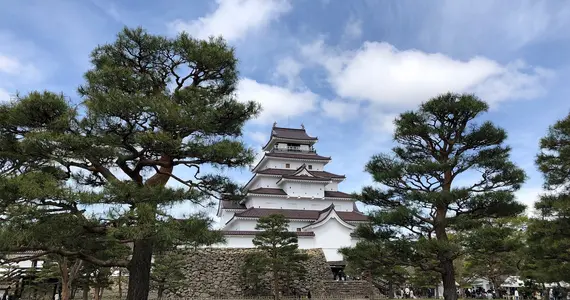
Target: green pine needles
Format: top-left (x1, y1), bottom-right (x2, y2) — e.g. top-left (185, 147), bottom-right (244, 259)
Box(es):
top-left (356, 93), bottom-right (526, 300)
top-left (0, 27), bottom-right (259, 300)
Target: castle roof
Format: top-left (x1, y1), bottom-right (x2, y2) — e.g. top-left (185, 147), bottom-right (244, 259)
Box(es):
top-left (248, 187), bottom-right (288, 195)
top-left (271, 126), bottom-right (317, 141)
top-left (256, 168), bottom-right (345, 179)
top-left (221, 230), bottom-right (315, 236)
top-left (231, 207), bottom-right (368, 222)
top-left (242, 187), bottom-right (353, 199)
top-left (265, 151), bottom-right (331, 160)
top-left (219, 200), bottom-right (247, 209)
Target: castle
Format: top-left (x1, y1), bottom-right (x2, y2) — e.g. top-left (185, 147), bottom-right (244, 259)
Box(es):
top-left (216, 124), bottom-right (368, 262)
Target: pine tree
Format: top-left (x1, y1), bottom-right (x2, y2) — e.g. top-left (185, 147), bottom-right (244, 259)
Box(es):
top-left (359, 93), bottom-right (526, 300)
top-left (528, 113), bottom-right (570, 282)
top-left (0, 27), bottom-right (259, 300)
top-left (150, 250), bottom-right (186, 300)
top-left (340, 229), bottom-right (410, 297)
top-left (462, 217), bottom-right (525, 295)
top-left (244, 214), bottom-right (308, 299)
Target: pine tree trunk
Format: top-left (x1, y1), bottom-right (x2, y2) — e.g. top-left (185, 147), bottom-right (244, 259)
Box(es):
top-left (60, 257), bottom-right (71, 300)
top-left (441, 259), bottom-right (457, 300)
top-left (157, 287), bottom-right (163, 300)
top-left (92, 287), bottom-right (100, 300)
top-left (61, 284), bottom-right (71, 300)
top-left (118, 269), bottom-right (123, 300)
top-left (82, 286), bottom-right (88, 300)
top-left (273, 271), bottom-right (279, 300)
top-left (126, 239), bottom-right (153, 300)
top-left (438, 170), bottom-right (457, 300)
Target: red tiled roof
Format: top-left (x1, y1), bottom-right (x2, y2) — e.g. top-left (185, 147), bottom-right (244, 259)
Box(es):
top-left (272, 127), bottom-right (317, 141)
top-left (236, 208), bottom-right (319, 219)
top-left (265, 152), bottom-right (331, 160)
top-left (234, 207), bottom-right (368, 222)
top-left (220, 200), bottom-right (247, 209)
top-left (256, 168), bottom-right (345, 179)
top-left (248, 188), bottom-right (287, 195)
top-left (310, 170), bottom-right (345, 179)
top-left (324, 191), bottom-right (353, 198)
top-left (222, 230), bottom-right (315, 236)
top-left (281, 175), bottom-right (330, 181)
top-left (336, 211), bottom-right (369, 222)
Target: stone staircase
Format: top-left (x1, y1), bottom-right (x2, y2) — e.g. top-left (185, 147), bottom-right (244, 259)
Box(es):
top-left (323, 280), bottom-right (381, 298)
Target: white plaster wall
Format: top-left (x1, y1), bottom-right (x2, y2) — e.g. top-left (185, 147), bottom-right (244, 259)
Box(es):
top-left (251, 176), bottom-right (280, 189)
top-left (224, 219), bottom-right (259, 230)
top-left (325, 182), bottom-right (338, 191)
top-left (247, 197), bottom-right (289, 209)
top-left (263, 158), bottom-right (326, 171)
top-left (216, 236), bottom-right (315, 249)
top-left (297, 237), bottom-right (315, 248)
top-left (245, 196), bottom-right (354, 211)
top-left (312, 218), bottom-right (354, 261)
top-left (275, 143), bottom-right (312, 152)
top-left (219, 210), bottom-right (236, 225)
top-left (283, 181), bottom-right (326, 198)
top-left (225, 219), bottom-right (312, 231)
top-left (288, 220), bottom-right (313, 231)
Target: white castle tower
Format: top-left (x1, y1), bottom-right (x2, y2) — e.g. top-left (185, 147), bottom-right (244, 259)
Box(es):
top-left (216, 124), bottom-right (368, 262)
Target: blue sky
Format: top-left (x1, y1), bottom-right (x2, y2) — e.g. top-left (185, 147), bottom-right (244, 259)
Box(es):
top-left (2, 0), bottom-right (570, 218)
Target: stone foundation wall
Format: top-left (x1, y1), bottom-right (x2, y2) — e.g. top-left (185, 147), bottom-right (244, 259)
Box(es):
top-left (177, 248), bottom-right (331, 298)
top-left (177, 248), bottom-right (378, 299)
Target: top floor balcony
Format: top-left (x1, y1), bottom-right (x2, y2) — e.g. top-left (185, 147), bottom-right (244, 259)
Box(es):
top-left (271, 145), bottom-right (316, 153)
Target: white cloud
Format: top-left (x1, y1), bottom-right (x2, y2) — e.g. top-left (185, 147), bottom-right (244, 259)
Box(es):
top-left (0, 55), bottom-right (20, 74)
top-left (236, 78), bottom-right (318, 124)
top-left (169, 0), bottom-right (291, 41)
top-left (368, 111), bottom-right (398, 134)
top-left (302, 40), bottom-right (551, 108)
top-left (0, 54), bottom-right (41, 81)
top-left (248, 131), bottom-right (268, 145)
top-left (0, 50), bottom-right (42, 102)
top-left (321, 100), bottom-right (360, 122)
top-left (342, 18), bottom-right (362, 40)
top-left (515, 186), bottom-right (544, 216)
top-left (0, 88), bottom-right (10, 103)
top-left (426, 0), bottom-right (570, 52)
top-left (274, 56), bottom-right (303, 89)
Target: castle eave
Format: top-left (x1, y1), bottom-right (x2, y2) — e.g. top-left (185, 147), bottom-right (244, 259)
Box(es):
top-left (222, 230), bottom-right (315, 237)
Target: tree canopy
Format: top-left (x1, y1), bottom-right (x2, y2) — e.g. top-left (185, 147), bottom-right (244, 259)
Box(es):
top-left (242, 214), bottom-right (308, 299)
top-left (462, 217), bottom-right (525, 293)
top-left (0, 27), bottom-right (259, 300)
top-left (357, 93), bottom-right (526, 300)
top-left (527, 112), bottom-right (570, 282)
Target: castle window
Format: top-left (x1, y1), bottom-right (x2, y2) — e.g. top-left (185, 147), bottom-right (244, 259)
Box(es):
top-left (286, 163), bottom-right (290, 168)
top-left (308, 165), bottom-right (313, 169)
top-left (297, 228), bottom-right (301, 232)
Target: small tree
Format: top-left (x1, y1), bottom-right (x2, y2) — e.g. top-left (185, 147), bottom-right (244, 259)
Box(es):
top-left (359, 93), bottom-right (526, 300)
top-left (340, 235), bottom-right (409, 297)
top-left (244, 214), bottom-right (308, 299)
top-left (462, 217), bottom-right (525, 294)
top-left (528, 113), bottom-right (570, 282)
top-left (151, 250), bottom-right (186, 300)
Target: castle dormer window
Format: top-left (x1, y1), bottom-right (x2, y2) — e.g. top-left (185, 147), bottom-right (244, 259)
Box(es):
top-left (308, 165), bottom-right (313, 170)
top-left (286, 163), bottom-right (290, 168)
